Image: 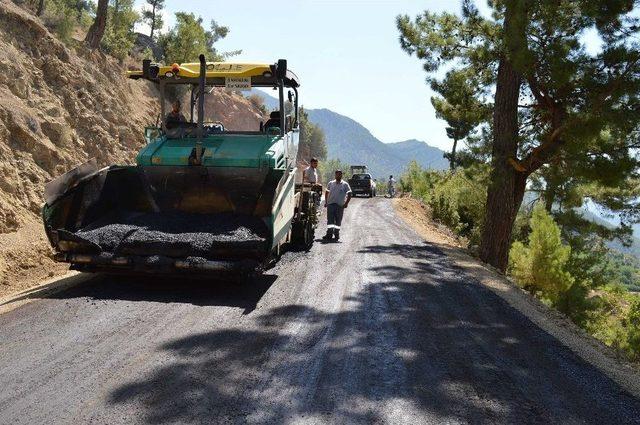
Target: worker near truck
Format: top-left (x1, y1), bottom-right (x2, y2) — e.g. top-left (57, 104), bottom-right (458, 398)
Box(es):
top-left (323, 170), bottom-right (352, 241)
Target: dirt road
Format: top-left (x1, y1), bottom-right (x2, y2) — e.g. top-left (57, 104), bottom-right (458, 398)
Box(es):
top-left (1, 197), bottom-right (639, 424)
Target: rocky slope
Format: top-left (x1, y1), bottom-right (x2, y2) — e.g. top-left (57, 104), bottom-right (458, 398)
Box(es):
top-left (0, 0), bottom-right (265, 296)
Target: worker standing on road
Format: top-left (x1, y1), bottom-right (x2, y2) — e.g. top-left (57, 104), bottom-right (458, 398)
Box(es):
top-left (387, 175), bottom-right (396, 198)
top-left (322, 169), bottom-right (352, 242)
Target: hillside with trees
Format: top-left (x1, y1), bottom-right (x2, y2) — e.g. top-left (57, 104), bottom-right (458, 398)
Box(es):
top-left (306, 108), bottom-right (447, 177)
top-left (246, 90), bottom-right (448, 177)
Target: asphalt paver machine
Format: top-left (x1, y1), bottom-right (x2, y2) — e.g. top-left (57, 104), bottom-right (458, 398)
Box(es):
top-left (42, 56), bottom-right (316, 276)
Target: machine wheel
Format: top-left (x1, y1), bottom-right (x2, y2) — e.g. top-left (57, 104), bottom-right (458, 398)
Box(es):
top-left (292, 218), bottom-right (314, 249)
top-left (302, 219), bottom-right (314, 247)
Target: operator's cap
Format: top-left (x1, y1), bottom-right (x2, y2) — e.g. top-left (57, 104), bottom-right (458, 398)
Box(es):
top-left (335, 169), bottom-right (343, 173)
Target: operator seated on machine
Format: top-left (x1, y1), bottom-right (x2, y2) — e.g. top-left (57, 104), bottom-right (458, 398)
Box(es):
top-left (165, 100), bottom-right (186, 127)
top-left (165, 100), bottom-right (189, 138)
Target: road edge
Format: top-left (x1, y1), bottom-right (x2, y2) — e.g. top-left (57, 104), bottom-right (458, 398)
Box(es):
top-left (0, 271), bottom-right (91, 315)
top-left (393, 197), bottom-right (640, 399)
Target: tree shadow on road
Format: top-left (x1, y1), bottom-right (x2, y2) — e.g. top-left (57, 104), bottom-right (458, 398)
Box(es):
top-left (105, 241), bottom-right (640, 424)
top-left (47, 273), bottom-right (277, 314)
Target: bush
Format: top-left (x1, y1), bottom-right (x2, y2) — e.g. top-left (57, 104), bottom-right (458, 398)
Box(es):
top-left (319, 159), bottom-right (350, 185)
top-left (508, 204), bottom-right (640, 361)
top-left (627, 298), bottom-right (640, 361)
top-left (509, 203), bottom-right (574, 306)
top-left (43, 0), bottom-right (91, 43)
top-left (401, 161), bottom-right (486, 245)
top-left (101, 0), bottom-right (139, 60)
top-left (585, 286), bottom-right (639, 359)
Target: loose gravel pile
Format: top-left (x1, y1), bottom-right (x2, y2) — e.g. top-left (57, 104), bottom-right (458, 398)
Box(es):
top-left (74, 212), bottom-right (268, 258)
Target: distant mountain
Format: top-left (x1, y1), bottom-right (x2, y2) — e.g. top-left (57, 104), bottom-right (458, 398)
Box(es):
top-left (387, 139), bottom-right (450, 171)
top-left (306, 109), bottom-right (447, 177)
top-left (582, 205), bottom-right (640, 258)
top-left (245, 91), bottom-right (448, 177)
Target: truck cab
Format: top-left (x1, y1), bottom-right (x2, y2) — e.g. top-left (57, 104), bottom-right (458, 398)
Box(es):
top-left (348, 166), bottom-right (376, 198)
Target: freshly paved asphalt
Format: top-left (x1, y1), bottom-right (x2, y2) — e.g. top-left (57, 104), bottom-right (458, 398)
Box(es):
top-left (1, 197), bottom-right (639, 424)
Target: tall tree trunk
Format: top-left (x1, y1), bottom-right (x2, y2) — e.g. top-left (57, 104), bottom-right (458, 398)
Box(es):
top-left (450, 138), bottom-right (458, 170)
top-left (479, 59), bottom-right (525, 271)
top-left (85, 0), bottom-right (108, 49)
top-left (113, 0), bottom-right (120, 28)
top-left (36, 0), bottom-right (45, 16)
top-left (543, 165), bottom-right (560, 212)
top-left (149, 5), bottom-right (156, 39)
top-left (479, 1), bottom-right (527, 272)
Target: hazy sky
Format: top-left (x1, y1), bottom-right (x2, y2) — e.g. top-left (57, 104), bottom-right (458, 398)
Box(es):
top-left (134, 0), bottom-right (488, 150)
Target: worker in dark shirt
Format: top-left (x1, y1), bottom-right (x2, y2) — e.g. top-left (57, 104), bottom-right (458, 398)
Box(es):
top-left (165, 100), bottom-right (186, 129)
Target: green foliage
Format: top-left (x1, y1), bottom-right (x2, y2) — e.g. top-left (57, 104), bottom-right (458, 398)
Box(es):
top-left (298, 107), bottom-right (327, 162)
top-left (585, 287), bottom-right (640, 361)
top-left (607, 250), bottom-right (640, 292)
top-left (627, 298), bottom-right (640, 361)
top-left (159, 13), bottom-right (234, 64)
top-left (141, 0), bottom-right (164, 40)
top-left (398, 0), bottom-right (640, 272)
top-left (430, 68), bottom-right (491, 169)
top-left (43, 0), bottom-right (92, 43)
top-left (101, 0), bottom-right (139, 60)
top-left (509, 204), bottom-right (574, 305)
top-left (319, 159), bottom-right (351, 185)
top-left (509, 204), bottom-right (640, 360)
top-left (400, 160), bottom-right (437, 198)
top-left (401, 161), bottom-right (487, 245)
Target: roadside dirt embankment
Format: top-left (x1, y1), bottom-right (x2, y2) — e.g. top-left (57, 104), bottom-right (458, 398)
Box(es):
top-left (0, 0), bottom-right (266, 297)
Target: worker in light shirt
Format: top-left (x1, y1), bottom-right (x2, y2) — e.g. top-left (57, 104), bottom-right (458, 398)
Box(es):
top-left (303, 157), bottom-right (319, 184)
top-left (322, 169), bottom-right (352, 242)
top-left (303, 157), bottom-right (322, 213)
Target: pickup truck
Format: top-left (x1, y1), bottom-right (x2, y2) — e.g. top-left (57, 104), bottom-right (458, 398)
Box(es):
top-left (348, 173), bottom-right (377, 198)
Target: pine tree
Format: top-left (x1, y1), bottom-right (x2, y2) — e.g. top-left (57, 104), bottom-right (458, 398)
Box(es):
top-left (101, 0), bottom-right (139, 59)
top-left (509, 203), bottom-right (574, 305)
top-left (142, 0), bottom-right (164, 40)
top-left (298, 108), bottom-right (327, 162)
top-left (85, 0), bottom-right (109, 48)
top-left (398, 0), bottom-right (640, 271)
top-left (159, 14), bottom-right (234, 63)
top-left (430, 68), bottom-right (490, 170)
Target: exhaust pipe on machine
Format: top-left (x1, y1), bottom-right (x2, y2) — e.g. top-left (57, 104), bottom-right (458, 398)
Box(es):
top-left (195, 54), bottom-right (206, 164)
